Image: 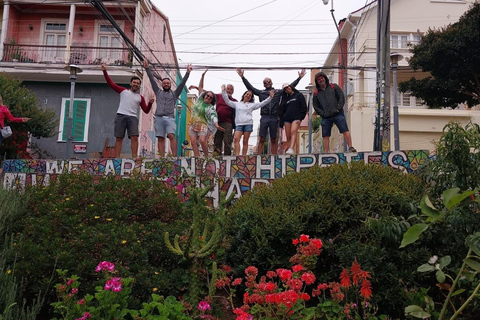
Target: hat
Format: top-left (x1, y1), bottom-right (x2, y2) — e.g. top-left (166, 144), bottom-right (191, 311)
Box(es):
top-left (282, 83), bottom-right (290, 90)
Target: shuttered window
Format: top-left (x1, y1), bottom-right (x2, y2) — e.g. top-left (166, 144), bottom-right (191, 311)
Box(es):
top-left (58, 98), bottom-right (91, 142)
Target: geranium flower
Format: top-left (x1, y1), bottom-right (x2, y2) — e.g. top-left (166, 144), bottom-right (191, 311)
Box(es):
top-left (299, 234), bottom-right (310, 243)
top-left (245, 266), bottom-right (258, 277)
top-left (292, 264), bottom-right (303, 273)
top-left (198, 300), bottom-right (211, 311)
top-left (310, 238), bottom-right (323, 249)
top-left (301, 272), bottom-right (316, 285)
top-left (292, 238), bottom-right (299, 245)
top-left (95, 261), bottom-right (115, 272)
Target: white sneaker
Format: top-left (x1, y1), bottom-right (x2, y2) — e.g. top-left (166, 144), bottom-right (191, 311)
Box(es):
top-left (285, 148), bottom-right (295, 155)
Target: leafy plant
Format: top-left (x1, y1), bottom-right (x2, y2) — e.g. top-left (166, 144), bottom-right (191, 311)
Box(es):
top-left (401, 188), bottom-right (480, 320)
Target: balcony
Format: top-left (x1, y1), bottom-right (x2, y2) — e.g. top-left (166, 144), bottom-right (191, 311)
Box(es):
top-left (2, 43), bottom-right (133, 66)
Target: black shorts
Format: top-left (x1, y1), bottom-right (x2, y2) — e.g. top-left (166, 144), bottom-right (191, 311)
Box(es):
top-left (114, 113), bottom-right (139, 138)
top-left (259, 115), bottom-right (279, 140)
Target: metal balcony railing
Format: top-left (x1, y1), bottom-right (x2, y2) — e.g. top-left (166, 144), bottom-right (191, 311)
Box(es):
top-left (2, 43), bottom-right (133, 66)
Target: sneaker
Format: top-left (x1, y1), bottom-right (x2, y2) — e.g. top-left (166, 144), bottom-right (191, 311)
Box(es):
top-left (348, 146), bottom-right (357, 153)
top-left (285, 148), bottom-right (295, 155)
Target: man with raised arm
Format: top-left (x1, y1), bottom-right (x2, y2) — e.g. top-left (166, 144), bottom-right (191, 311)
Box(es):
top-left (102, 62), bottom-right (154, 158)
top-left (236, 68), bottom-right (306, 155)
top-left (143, 60), bottom-right (192, 157)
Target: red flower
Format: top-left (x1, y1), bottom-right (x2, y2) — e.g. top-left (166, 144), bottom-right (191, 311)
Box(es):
top-left (292, 238), bottom-right (299, 245)
top-left (266, 271), bottom-right (277, 279)
top-left (292, 264), bottom-right (303, 273)
top-left (340, 268), bottom-right (351, 289)
top-left (299, 292), bottom-right (311, 301)
top-left (360, 279), bottom-right (372, 300)
top-left (310, 238), bottom-right (323, 249)
top-left (299, 234), bottom-right (310, 243)
top-left (222, 265), bottom-right (231, 273)
top-left (232, 278), bottom-right (242, 286)
top-left (350, 259), bottom-right (362, 285)
top-left (277, 269), bottom-right (293, 281)
top-left (301, 272), bottom-right (316, 285)
top-left (245, 266), bottom-right (258, 277)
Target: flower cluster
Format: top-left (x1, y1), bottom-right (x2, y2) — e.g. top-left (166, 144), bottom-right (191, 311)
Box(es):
top-left (95, 261), bottom-right (115, 272)
top-left (75, 311), bottom-right (91, 320)
top-left (231, 235), bottom-right (375, 320)
top-left (104, 277), bottom-right (122, 292)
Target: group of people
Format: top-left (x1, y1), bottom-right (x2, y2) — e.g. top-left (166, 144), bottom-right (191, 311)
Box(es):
top-left (103, 61), bottom-right (356, 158)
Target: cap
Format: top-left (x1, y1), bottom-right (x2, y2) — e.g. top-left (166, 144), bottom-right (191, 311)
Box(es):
top-left (282, 83), bottom-right (290, 89)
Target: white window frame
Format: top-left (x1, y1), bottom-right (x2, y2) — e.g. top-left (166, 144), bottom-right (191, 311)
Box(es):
top-left (58, 98), bottom-right (91, 142)
top-left (93, 20), bottom-right (125, 64)
top-left (40, 19), bottom-right (68, 63)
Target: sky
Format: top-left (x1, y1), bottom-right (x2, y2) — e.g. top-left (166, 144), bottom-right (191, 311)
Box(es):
top-left (151, 0), bottom-right (367, 137)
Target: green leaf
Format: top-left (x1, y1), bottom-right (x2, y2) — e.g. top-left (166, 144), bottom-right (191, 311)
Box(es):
top-left (421, 196), bottom-right (441, 222)
top-left (417, 264), bottom-right (436, 273)
top-left (443, 188), bottom-right (476, 209)
top-left (452, 289), bottom-right (466, 297)
top-left (400, 224), bottom-right (429, 248)
top-left (465, 258), bottom-right (480, 272)
top-left (436, 270), bottom-right (446, 283)
top-left (439, 256), bottom-right (451, 268)
top-left (405, 305), bottom-right (431, 319)
top-left (466, 232), bottom-right (480, 256)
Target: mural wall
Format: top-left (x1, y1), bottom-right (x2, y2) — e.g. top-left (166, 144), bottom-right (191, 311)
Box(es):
top-left (1, 150), bottom-right (429, 206)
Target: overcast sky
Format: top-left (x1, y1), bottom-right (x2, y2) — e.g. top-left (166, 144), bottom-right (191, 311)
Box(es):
top-left (151, 0), bottom-right (367, 137)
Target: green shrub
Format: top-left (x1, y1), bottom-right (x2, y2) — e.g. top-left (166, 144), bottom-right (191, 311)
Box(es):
top-left (226, 162), bottom-right (428, 318)
top-left (6, 172), bottom-right (190, 318)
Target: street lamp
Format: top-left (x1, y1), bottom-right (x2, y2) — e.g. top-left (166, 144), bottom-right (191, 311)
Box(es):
top-left (391, 52), bottom-right (403, 150)
top-left (305, 83), bottom-right (316, 153)
top-left (64, 64), bottom-right (83, 159)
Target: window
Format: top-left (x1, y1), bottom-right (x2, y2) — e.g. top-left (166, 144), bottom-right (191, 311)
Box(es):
top-left (395, 91), bottom-right (423, 107)
top-left (58, 98), bottom-right (91, 142)
top-left (163, 25), bottom-right (167, 44)
top-left (391, 33), bottom-right (422, 49)
top-left (98, 24), bottom-right (122, 63)
top-left (44, 23), bottom-right (66, 62)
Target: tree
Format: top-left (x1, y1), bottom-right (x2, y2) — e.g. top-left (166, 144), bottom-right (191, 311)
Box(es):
top-left (0, 74), bottom-right (57, 159)
top-left (398, 3), bottom-right (480, 109)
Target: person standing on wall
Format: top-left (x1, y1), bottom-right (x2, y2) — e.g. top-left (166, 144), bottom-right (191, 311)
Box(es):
top-left (278, 84), bottom-right (307, 155)
top-left (312, 72), bottom-right (356, 153)
top-left (190, 69), bottom-right (236, 156)
top-left (236, 68), bottom-right (306, 155)
top-left (102, 63), bottom-right (154, 158)
top-left (143, 59), bottom-right (192, 157)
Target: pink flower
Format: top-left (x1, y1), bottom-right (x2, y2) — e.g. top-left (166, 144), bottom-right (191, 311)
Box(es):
top-left (67, 278), bottom-right (74, 286)
top-left (77, 299), bottom-right (86, 305)
top-left (95, 261), bottom-right (115, 273)
top-left (104, 278), bottom-right (122, 292)
top-left (75, 312), bottom-right (91, 320)
top-left (71, 288), bottom-right (78, 294)
top-left (198, 300), bottom-right (211, 311)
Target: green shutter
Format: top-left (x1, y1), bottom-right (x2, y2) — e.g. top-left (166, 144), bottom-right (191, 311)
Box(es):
top-left (62, 100), bottom-right (87, 141)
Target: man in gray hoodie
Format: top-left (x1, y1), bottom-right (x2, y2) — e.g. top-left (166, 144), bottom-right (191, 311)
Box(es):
top-left (312, 72), bottom-right (356, 153)
top-left (143, 60), bottom-right (192, 156)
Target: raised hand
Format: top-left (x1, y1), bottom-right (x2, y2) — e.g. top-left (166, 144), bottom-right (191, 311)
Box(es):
top-left (269, 90), bottom-right (275, 98)
top-left (236, 68), bottom-right (244, 78)
top-left (298, 69), bottom-right (306, 78)
top-left (186, 64), bottom-right (193, 73)
top-left (101, 62), bottom-right (107, 71)
top-left (142, 59), bottom-right (149, 69)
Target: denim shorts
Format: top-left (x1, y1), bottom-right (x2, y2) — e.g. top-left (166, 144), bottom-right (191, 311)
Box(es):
top-left (155, 116), bottom-right (176, 138)
top-left (321, 111), bottom-right (349, 137)
top-left (235, 124), bottom-right (253, 132)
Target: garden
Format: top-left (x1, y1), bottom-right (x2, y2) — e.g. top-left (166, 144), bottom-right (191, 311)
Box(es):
top-left (1, 122), bottom-right (480, 320)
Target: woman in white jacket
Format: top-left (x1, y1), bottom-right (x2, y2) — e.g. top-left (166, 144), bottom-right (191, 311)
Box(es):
top-left (222, 84), bottom-right (274, 155)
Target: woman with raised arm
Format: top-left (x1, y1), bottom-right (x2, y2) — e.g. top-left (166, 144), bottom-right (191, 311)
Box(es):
top-left (221, 85), bottom-right (274, 156)
top-left (0, 95), bottom-right (30, 146)
top-left (188, 88), bottom-right (224, 157)
top-left (278, 83), bottom-right (307, 155)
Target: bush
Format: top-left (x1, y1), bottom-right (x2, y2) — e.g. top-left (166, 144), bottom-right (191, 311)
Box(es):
top-left (6, 172), bottom-right (190, 318)
top-left (226, 162), bottom-right (428, 318)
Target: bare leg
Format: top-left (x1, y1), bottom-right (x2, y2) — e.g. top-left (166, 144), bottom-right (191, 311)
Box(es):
top-left (233, 131), bottom-right (242, 155)
top-left (115, 137), bottom-right (123, 158)
top-left (284, 123), bottom-right (292, 150)
top-left (257, 136), bottom-right (266, 155)
top-left (167, 133), bottom-right (177, 156)
top-left (199, 135), bottom-right (209, 157)
top-left (242, 132), bottom-right (251, 156)
top-left (190, 135), bottom-right (200, 157)
top-left (342, 131), bottom-right (353, 148)
top-left (130, 135), bottom-right (139, 158)
top-left (323, 136), bottom-right (330, 153)
top-left (270, 138), bottom-right (278, 155)
top-left (157, 137), bottom-right (166, 157)
top-left (289, 120), bottom-right (301, 150)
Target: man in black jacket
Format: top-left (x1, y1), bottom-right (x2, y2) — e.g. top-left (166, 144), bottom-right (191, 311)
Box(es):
top-left (237, 68), bottom-right (306, 155)
top-left (312, 72), bottom-right (356, 153)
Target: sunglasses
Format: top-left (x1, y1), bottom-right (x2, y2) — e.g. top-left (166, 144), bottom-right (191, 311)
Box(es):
top-left (263, 80), bottom-right (272, 85)
top-left (205, 94), bottom-right (214, 99)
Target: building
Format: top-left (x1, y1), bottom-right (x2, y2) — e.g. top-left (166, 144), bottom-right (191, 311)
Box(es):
top-left (0, 0), bottom-right (185, 158)
top-left (316, 0), bottom-right (479, 153)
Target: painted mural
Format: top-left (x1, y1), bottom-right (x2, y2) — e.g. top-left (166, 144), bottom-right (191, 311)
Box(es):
top-left (1, 150), bottom-right (430, 206)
